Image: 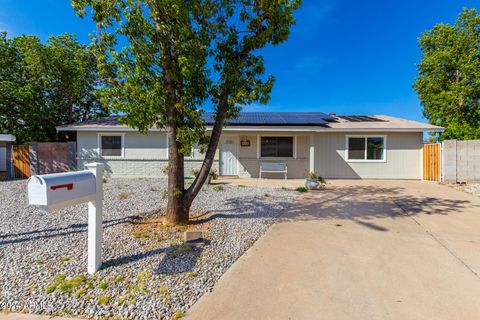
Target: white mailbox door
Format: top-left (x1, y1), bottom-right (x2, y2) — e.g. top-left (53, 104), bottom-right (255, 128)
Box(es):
top-left (28, 171), bottom-right (96, 211)
top-left (0, 147), bottom-right (6, 171)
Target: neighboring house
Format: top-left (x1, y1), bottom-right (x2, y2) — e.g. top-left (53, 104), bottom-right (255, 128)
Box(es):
top-left (0, 134), bottom-right (15, 180)
top-left (57, 112), bottom-right (444, 179)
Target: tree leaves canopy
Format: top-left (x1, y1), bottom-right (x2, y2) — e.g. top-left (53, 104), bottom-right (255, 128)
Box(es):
top-left (72, 0), bottom-right (301, 153)
top-left (414, 8), bottom-right (480, 140)
top-left (0, 32), bottom-right (106, 144)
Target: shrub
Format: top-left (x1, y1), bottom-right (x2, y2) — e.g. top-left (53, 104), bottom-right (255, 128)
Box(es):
top-left (295, 187), bottom-right (308, 193)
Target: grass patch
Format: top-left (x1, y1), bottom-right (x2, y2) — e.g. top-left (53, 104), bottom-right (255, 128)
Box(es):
top-left (36, 259), bottom-right (45, 265)
top-left (295, 186), bottom-right (308, 193)
top-left (102, 177), bottom-right (108, 183)
top-left (335, 224), bottom-right (343, 227)
top-left (186, 271), bottom-right (196, 278)
top-left (61, 256), bottom-right (69, 262)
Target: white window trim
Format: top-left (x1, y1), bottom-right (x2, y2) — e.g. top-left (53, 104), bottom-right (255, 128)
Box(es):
top-left (258, 135), bottom-right (297, 159)
top-left (345, 135), bottom-right (387, 163)
top-left (98, 133), bottom-right (125, 158)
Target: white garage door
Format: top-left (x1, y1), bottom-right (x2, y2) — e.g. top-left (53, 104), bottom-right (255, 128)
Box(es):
top-left (0, 147), bottom-right (6, 171)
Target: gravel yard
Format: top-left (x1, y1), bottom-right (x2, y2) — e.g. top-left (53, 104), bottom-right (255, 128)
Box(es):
top-left (0, 178), bottom-right (297, 319)
top-left (449, 183), bottom-right (480, 197)
top-left (447, 183), bottom-right (480, 197)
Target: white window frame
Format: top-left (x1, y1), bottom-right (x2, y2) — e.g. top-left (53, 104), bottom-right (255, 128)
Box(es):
top-left (98, 133), bottom-right (125, 158)
top-left (345, 135), bottom-right (387, 163)
top-left (257, 135), bottom-right (296, 159)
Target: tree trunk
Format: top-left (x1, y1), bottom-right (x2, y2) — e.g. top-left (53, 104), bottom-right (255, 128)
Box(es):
top-left (183, 93), bottom-right (229, 207)
top-left (165, 124), bottom-right (189, 225)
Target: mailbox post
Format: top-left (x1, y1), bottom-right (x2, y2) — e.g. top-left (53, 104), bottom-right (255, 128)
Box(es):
top-left (27, 162), bottom-right (105, 274)
top-left (85, 163), bottom-right (104, 274)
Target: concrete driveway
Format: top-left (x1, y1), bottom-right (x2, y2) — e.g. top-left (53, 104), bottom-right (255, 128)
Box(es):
top-left (187, 180), bottom-right (480, 320)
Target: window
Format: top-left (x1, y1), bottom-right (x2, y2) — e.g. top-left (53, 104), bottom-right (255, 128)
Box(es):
top-left (346, 136), bottom-right (385, 161)
top-left (100, 135), bottom-right (123, 157)
top-left (261, 137), bottom-right (293, 157)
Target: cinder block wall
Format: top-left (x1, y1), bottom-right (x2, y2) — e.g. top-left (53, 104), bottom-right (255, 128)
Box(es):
top-left (443, 140), bottom-right (480, 182)
top-left (77, 158), bottom-right (219, 178)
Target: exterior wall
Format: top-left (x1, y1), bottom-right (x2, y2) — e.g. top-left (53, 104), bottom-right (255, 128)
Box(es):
top-left (76, 130), bottom-right (423, 179)
top-left (235, 133), bottom-right (310, 179)
top-left (77, 131), bottom-right (309, 178)
top-left (0, 141), bottom-right (13, 179)
top-left (314, 132), bottom-right (423, 179)
top-left (77, 131), bottom-right (219, 178)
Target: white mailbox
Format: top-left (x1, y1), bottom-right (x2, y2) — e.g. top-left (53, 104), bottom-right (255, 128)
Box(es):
top-left (28, 171), bottom-right (96, 211)
top-left (27, 163), bottom-right (105, 274)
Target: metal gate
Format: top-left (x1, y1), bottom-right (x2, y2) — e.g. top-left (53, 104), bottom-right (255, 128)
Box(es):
top-left (13, 144), bottom-right (31, 179)
top-left (423, 143), bottom-right (440, 181)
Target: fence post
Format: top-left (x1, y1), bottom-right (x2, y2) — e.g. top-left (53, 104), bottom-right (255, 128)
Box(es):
top-left (67, 141), bottom-right (77, 171)
top-left (29, 142), bottom-right (38, 176)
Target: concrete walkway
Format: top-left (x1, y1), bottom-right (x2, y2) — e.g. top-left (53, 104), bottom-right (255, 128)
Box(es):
top-left (187, 180), bottom-right (480, 320)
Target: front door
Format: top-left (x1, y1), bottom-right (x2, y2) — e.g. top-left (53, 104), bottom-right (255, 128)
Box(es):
top-left (220, 137), bottom-right (238, 176)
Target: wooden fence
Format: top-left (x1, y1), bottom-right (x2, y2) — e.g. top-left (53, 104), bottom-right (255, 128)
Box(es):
top-left (13, 144), bottom-right (31, 179)
top-left (423, 143), bottom-right (441, 181)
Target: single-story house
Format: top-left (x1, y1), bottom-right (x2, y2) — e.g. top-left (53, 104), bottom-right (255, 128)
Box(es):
top-left (0, 134), bottom-right (16, 180)
top-left (57, 112), bottom-right (444, 179)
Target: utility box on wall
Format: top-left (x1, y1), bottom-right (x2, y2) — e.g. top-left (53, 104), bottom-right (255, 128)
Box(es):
top-left (27, 170), bottom-right (96, 211)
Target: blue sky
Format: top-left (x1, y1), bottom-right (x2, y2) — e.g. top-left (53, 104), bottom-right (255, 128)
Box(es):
top-left (1, 0), bottom-right (478, 123)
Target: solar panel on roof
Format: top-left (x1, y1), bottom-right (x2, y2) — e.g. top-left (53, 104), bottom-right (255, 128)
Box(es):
top-left (201, 112), bottom-right (331, 126)
top-left (336, 115), bottom-right (385, 122)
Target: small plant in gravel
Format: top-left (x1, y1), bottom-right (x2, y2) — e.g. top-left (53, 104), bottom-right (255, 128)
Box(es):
top-left (113, 275), bottom-right (125, 284)
top-left (36, 259), bottom-right (45, 265)
top-left (61, 256), bottom-right (69, 262)
top-left (102, 177), bottom-right (108, 183)
top-left (162, 190), bottom-right (168, 199)
top-left (75, 288), bottom-right (86, 297)
top-left (132, 231), bottom-right (142, 239)
top-left (57, 274), bottom-right (87, 293)
top-left (172, 310), bottom-right (185, 320)
top-left (98, 295), bottom-right (109, 305)
top-left (186, 271), bottom-right (196, 278)
top-left (118, 293), bottom-right (136, 305)
top-left (45, 274), bottom-right (66, 294)
top-left (295, 186), bottom-right (308, 193)
top-left (118, 192), bottom-right (133, 200)
top-left (171, 242), bottom-right (193, 257)
top-left (98, 280), bottom-right (109, 290)
top-left (213, 185), bottom-right (224, 192)
top-left (158, 285), bottom-right (168, 294)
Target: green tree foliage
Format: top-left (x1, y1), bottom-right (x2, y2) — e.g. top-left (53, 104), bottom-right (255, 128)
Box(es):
top-left (72, 0), bottom-right (301, 224)
top-left (414, 8), bottom-right (480, 140)
top-left (0, 32), bottom-right (106, 143)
